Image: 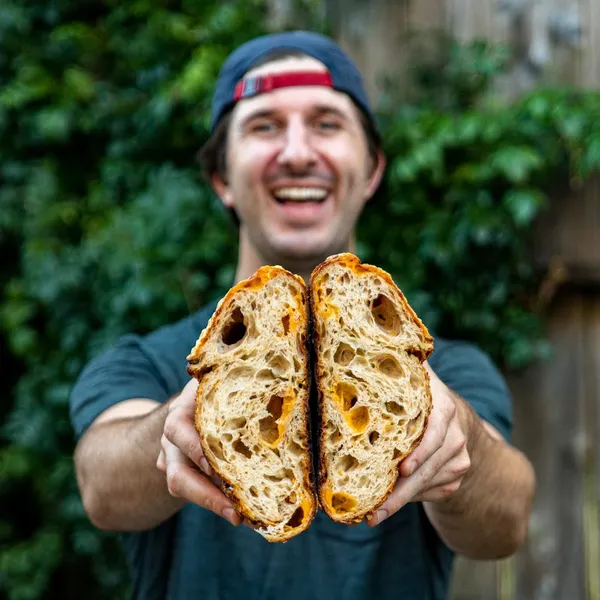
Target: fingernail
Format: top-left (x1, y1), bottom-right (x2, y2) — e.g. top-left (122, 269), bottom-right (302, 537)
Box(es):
top-left (375, 508), bottom-right (388, 525)
top-left (406, 461), bottom-right (417, 476)
top-left (200, 457), bottom-right (211, 474)
top-left (222, 508), bottom-right (238, 526)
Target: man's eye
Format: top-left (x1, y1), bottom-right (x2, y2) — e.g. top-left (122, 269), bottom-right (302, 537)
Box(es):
top-left (252, 122), bottom-right (277, 133)
top-left (316, 120), bottom-right (340, 131)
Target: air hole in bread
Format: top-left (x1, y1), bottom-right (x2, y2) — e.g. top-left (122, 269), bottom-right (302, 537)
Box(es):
top-left (293, 357), bottom-right (301, 372)
top-left (287, 507), bottom-right (304, 528)
top-left (264, 487), bottom-right (272, 499)
top-left (207, 435), bottom-right (226, 461)
top-left (282, 314), bottom-right (290, 335)
top-left (369, 431), bottom-right (379, 445)
top-left (233, 439), bottom-right (252, 458)
top-left (385, 401), bottom-right (407, 417)
top-left (195, 364), bottom-right (214, 381)
top-left (226, 417), bottom-right (246, 431)
top-left (337, 455), bottom-right (359, 472)
top-left (340, 272), bottom-right (350, 285)
top-left (223, 433), bottom-right (233, 443)
top-left (256, 369), bottom-right (277, 382)
top-left (221, 307), bottom-right (247, 346)
top-left (375, 355), bottom-right (405, 378)
top-left (331, 492), bottom-right (356, 514)
top-left (228, 366), bottom-right (255, 380)
top-left (393, 448), bottom-right (403, 460)
top-left (407, 414), bottom-right (421, 435)
top-left (267, 353), bottom-right (291, 377)
top-left (346, 370), bottom-right (367, 384)
top-left (410, 371), bottom-right (423, 388)
top-left (327, 426), bottom-right (342, 444)
top-left (266, 469), bottom-right (294, 483)
top-left (288, 440), bottom-right (304, 456)
top-left (296, 333), bottom-right (306, 356)
top-left (259, 395), bottom-right (284, 444)
top-left (325, 287), bottom-right (333, 296)
top-left (250, 486), bottom-right (258, 498)
top-left (336, 382), bottom-right (358, 411)
top-left (370, 294), bottom-right (402, 336)
top-left (286, 491), bottom-right (297, 504)
top-left (358, 476), bottom-right (369, 488)
top-left (334, 342), bottom-right (355, 366)
top-left (348, 406), bottom-right (369, 433)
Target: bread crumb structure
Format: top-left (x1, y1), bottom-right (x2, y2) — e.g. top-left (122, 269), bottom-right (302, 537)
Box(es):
top-left (187, 267), bottom-right (317, 542)
top-left (309, 253), bottom-right (434, 523)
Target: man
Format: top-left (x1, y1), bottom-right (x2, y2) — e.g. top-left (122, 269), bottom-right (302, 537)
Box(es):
top-left (70, 31), bottom-right (535, 600)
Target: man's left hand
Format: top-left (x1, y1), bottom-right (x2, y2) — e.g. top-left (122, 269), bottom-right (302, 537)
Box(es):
top-left (368, 362), bottom-right (472, 526)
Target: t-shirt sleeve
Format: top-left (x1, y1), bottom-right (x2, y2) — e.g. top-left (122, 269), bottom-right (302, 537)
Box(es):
top-left (69, 334), bottom-right (173, 440)
top-left (428, 340), bottom-right (513, 442)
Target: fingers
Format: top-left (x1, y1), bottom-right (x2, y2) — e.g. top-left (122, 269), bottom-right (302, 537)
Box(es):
top-left (157, 433), bottom-right (241, 526)
top-left (163, 410), bottom-right (213, 476)
top-left (398, 396), bottom-right (455, 478)
top-left (369, 443), bottom-right (449, 526)
top-left (369, 407), bottom-right (469, 526)
top-left (411, 453), bottom-right (471, 502)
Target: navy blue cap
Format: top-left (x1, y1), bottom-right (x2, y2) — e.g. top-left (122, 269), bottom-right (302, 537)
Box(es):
top-left (210, 30), bottom-right (375, 132)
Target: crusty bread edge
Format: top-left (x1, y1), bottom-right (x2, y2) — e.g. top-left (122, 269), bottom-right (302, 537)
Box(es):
top-left (308, 253), bottom-right (434, 524)
top-left (186, 266), bottom-right (318, 542)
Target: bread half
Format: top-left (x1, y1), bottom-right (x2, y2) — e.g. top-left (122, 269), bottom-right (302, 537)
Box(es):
top-left (187, 266), bottom-right (317, 542)
top-left (309, 253), bottom-right (434, 523)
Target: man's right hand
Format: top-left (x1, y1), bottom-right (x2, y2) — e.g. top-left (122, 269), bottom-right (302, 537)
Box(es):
top-left (156, 378), bottom-right (243, 526)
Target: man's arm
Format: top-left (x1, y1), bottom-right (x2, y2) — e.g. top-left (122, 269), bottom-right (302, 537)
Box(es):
top-left (423, 398), bottom-right (535, 559)
top-left (74, 379), bottom-right (241, 531)
top-left (368, 363), bottom-right (536, 560)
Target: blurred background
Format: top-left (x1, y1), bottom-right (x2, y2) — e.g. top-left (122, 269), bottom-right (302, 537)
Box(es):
top-left (0, 1), bottom-right (598, 599)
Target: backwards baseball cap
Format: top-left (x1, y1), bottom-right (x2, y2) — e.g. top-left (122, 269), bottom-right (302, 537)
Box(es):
top-left (210, 30), bottom-right (375, 133)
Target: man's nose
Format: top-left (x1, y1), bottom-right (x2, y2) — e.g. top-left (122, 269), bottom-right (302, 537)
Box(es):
top-left (277, 120), bottom-right (317, 172)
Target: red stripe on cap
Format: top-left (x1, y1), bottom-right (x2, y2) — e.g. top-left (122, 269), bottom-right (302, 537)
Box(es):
top-left (233, 71), bottom-right (333, 101)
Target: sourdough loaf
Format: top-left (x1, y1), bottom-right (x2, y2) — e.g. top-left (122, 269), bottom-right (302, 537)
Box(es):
top-left (187, 266), bottom-right (317, 542)
top-left (309, 253), bottom-right (434, 523)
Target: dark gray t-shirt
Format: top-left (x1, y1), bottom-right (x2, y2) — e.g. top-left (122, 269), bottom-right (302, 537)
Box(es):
top-left (70, 300), bottom-right (512, 600)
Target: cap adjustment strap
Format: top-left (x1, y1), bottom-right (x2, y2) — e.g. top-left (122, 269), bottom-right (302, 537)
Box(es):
top-left (233, 71), bottom-right (333, 100)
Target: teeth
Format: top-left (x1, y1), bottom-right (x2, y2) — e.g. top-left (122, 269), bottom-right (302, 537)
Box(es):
top-left (273, 187), bottom-right (328, 202)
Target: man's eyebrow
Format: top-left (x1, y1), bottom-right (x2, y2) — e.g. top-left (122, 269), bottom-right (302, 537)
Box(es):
top-left (312, 105), bottom-right (349, 120)
top-left (240, 109), bottom-right (276, 127)
top-left (240, 104), bottom-right (350, 126)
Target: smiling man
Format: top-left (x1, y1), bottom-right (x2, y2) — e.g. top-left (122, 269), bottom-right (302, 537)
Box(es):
top-left (70, 31), bottom-right (535, 600)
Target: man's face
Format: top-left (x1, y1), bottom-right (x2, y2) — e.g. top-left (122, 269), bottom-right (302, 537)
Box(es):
top-left (213, 56), bottom-right (384, 268)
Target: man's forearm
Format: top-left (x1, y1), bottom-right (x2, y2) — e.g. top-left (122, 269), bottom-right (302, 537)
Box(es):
top-left (424, 397), bottom-right (535, 559)
top-left (75, 401), bottom-right (184, 531)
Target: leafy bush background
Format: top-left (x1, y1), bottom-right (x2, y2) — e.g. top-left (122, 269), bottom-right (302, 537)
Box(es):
top-left (1, 1), bottom-right (599, 598)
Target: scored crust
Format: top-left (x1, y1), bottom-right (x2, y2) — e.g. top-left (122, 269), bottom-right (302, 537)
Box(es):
top-left (309, 253), bottom-right (434, 524)
top-left (187, 266), bottom-right (317, 542)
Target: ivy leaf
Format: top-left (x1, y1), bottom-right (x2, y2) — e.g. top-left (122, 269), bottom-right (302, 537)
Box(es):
top-left (491, 147), bottom-right (543, 183)
top-left (503, 189), bottom-right (546, 226)
top-left (582, 135), bottom-right (600, 175)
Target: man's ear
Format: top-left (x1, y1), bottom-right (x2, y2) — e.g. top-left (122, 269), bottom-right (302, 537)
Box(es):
top-left (366, 149), bottom-right (386, 199)
top-left (211, 172), bottom-right (234, 209)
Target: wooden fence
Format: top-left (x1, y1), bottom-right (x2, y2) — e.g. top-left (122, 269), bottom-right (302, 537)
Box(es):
top-left (319, 0), bottom-right (600, 598)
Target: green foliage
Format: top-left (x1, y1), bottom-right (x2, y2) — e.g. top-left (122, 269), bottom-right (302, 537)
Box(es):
top-left (0, 4), bottom-right (599, 598)
top-left (0, 2), bottom-right (266, 598)
top-left (360, 39), bottom-right (600, 369)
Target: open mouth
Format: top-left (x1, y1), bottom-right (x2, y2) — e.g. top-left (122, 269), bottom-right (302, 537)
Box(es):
top-left (272, 187), bottom-right (329, 204)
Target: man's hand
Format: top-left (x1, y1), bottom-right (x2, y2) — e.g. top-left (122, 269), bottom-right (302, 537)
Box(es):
top-left (156, 379), bottom-right (243, 527)
top-left (367, 362), bottom-right (473, 526)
